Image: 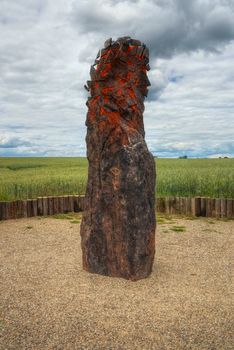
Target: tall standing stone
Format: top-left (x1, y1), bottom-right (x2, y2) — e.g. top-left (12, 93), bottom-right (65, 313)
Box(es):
top-left (80, 37), bottom-right (156, 281)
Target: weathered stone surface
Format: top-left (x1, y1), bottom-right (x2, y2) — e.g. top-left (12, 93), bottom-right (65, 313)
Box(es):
top-left (80, 37), bottom-right (156, 281)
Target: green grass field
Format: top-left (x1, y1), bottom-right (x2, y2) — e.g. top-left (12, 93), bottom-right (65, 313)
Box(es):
top-left (0, 157), bottom-right (233, 201)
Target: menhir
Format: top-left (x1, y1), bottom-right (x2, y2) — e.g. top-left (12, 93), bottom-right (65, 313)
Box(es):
top-left (80, 36), bottom-right (156, 281)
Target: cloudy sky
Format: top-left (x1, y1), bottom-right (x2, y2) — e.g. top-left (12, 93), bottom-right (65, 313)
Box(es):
top-left (0, 0), bottom-right (234, 158)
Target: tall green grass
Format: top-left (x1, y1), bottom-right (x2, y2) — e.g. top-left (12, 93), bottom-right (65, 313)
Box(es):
top-left (156, 158), bottom-right (234, 198)
top-left (0, 157), bottom-right (233, 200)
top-left (0, 158), bottom-right (87, 201)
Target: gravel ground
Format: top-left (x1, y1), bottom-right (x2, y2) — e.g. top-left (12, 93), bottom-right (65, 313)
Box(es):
top-left (0, 214), bottom-right (233, 350)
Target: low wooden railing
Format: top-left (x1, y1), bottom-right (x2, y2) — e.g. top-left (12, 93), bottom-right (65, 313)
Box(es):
top-left (0, 195), bottom-right (84, 221)
top-left (0, 195), bottom-right (233, 221)
top-left (157, 196), bottom-right (233, 218)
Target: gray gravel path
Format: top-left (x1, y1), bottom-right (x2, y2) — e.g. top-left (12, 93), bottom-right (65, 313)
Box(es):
top-left (0, 214), bottom-right (233, 350)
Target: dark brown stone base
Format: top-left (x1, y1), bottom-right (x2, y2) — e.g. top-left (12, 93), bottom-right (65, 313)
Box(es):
top-left (80, 142), bottom-right (156, 281)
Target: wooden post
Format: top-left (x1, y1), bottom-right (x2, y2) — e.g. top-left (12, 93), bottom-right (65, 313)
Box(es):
top-left (11, 201), bottom-right (16, 219)
top-left (156, 197), bottom-right (161, 213)
top-left (166, 197), bottom-right (171, 214)
top-left (192, 197), bottom-right (201, 216)
top-left (169, 197), bottom-right (176, 214)
top-left (27, 199), bottom-right (33, 217)
top-left (14, 200), bottom-right (19, 219)
top-left (73, 195), bottom-right (84, 212)
top-left (179, 197), bottom-right (184, 215)
top-left (79, 195), bottom-right (85, 212)
top-left (63, 196), bottom-right (69, 213)
top-left (181, 197), bottom-right (187, 215)
top-left (165, 197), bottom-right (169, 214)
top-left (5, 201), bottom-right (10, 219)
top-left (156, 197), bottom-right (159, 212)
top-left (73, 195), bottom-right (79, 212)
top-left (215, 199), bottom-right (221, 218)
top-left (206, 198), bottom-right (212, 217)
top-left (200, 197), bottom-right (206, 217)
top-left (185, 197), bottom-right (192, 216)
top-left (37, 197), bottom-right (43, 216)
top-left (211, 198), bottom-right (216, 217)
top-left (53, 196), bottom-right (59, 214)
top-left (179, 197), bottom-right (183, 215)
top-left (0, 202), bottom-right (3, 220)
top-left (163, 197), bottom-right (167, 213)
top-left (6, 201), bottom-right (16, 220)
top-left (32, 199), bottom-right (38, 216)
top-left (22, 200), bottom-right (27, 218)
top-left (48, 196), bottom-right (54, 215)
top-left (58, 196), bottom-right (64, 213)
top-left (164, 197), bottom-right (169, 214)
top-left (13, 201), bottom-right (18, 219)
top-left (68, 195), bottom-right (74, 212)
top-left (155, 198), bottom-right (161, 212)
top-left (4, 202), bottom-right (9, 220)
top-left (6, 201), bottom-right (11, 220)
top-left (158, 197), bottom-right (166, 213)
top-left (15, 200), bottom-right (20, 218)
top-left (42, 197), bottom-right (49, 216)
top-left (173, 197), bottom-right (178, 214)
top-left (161, 197), bottom-right (166, 214)
top-left (0, 202), bottom-right (7, 220)
top-left (5, 202), bottom-right (11, 220)
top-left (162, 197), bottom-right (166, 213)
top-left (226, 199), bottom-right (233, 219)
top-left (220, 199), bottom-right (227, 218)
top-left (77, 196), bottom-right (82, 212)
top-left (173, 196), bottom-right (180, 215)
top-left (16, 200), bottom-right (23, 218)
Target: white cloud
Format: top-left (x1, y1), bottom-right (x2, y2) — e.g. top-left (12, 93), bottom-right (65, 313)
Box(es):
top-left (0, 0), bottom-right (234, 157)
top-left (0, 134), bottom-right (31, 148)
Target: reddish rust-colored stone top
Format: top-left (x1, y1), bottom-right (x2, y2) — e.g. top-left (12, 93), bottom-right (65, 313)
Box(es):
top-left (85, 37), bottom-right (150, 152)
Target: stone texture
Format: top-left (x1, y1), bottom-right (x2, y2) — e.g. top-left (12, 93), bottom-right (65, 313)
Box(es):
top-left (80, 37), bottom-right (156, 281)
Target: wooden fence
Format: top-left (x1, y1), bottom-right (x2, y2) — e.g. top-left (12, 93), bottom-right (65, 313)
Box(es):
top-left (157, 197), bottom-right (233, 218)
top-left (0, 195), bottom-right (233, 221)
top-left (0, 195), bottom-right (85, 221)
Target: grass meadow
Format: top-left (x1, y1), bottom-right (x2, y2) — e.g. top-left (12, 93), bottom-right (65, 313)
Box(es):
top-left (0, 157), bottom-right (233, 201)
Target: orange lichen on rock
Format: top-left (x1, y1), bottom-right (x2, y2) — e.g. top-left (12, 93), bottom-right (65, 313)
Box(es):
top-left (85, 37), bottom-right (151, 148)
top-left (80, 37), bottom-right (156, 281)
